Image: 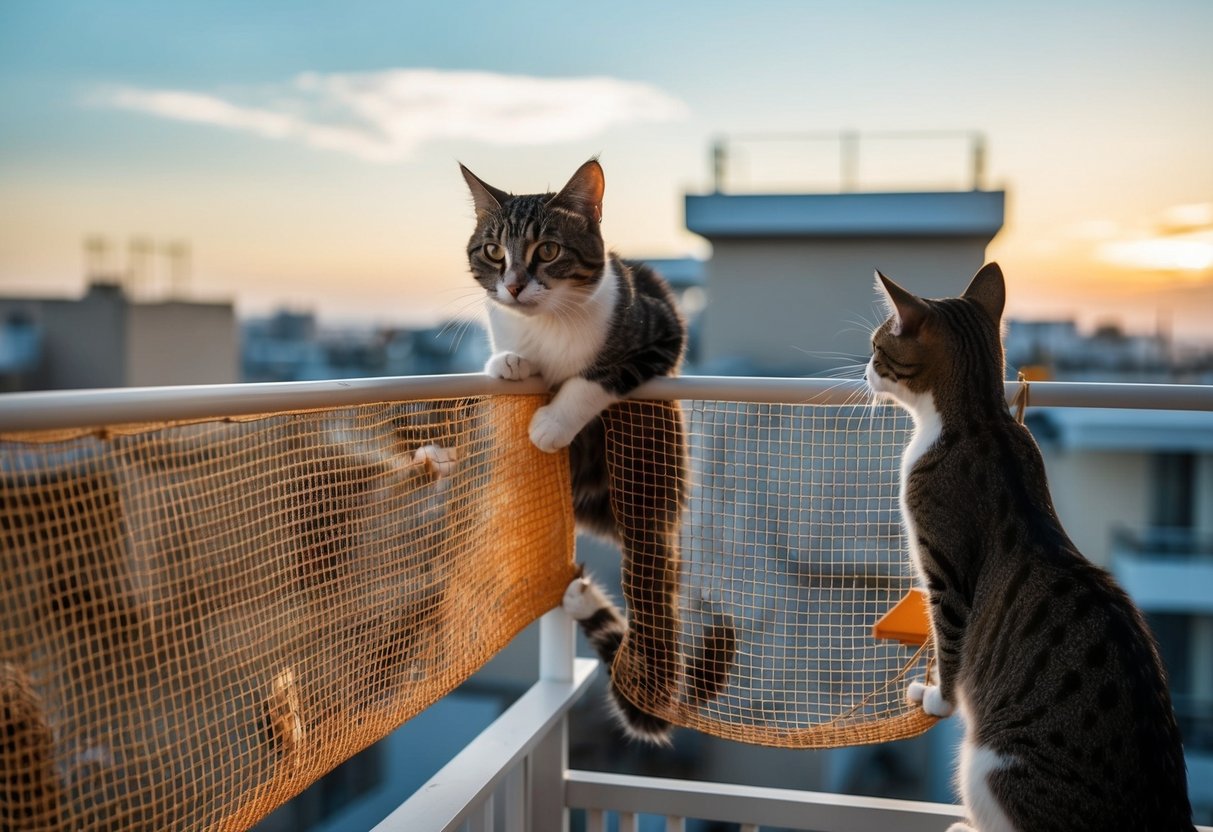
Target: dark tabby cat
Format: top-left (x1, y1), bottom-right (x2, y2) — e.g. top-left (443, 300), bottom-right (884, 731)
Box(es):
top-left (867, 263), bottom-right (1193, 831)
top-left (461, 158), bottom-right (735, 744)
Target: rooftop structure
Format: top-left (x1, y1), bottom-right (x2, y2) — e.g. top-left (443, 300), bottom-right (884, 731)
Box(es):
top-left (0, 281), bottom-right (237, 390)
top-left (684, 132), bottom-right (1005, 375)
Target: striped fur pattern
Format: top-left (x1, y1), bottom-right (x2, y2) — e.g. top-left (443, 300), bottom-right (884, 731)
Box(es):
top-left (866, 263), bottom-right (1194, 831)
top-left (562, 574), bottom-right (674, 744)
top-left (461, 160), bottom-right (736, 744)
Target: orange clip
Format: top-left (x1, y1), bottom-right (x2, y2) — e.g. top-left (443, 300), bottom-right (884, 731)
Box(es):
top-left (873, 588), bottom-right (930, 646)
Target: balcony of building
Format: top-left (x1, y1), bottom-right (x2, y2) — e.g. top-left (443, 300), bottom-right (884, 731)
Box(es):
top-left (1, 375), bottom-right (1211, 831)
top-left (1112, 527), bottom-right (1213, 616)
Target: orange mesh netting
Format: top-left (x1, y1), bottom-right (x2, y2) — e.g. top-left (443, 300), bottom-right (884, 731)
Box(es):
top-left (0, 395), bottom-right (574, 831)
top-left (606, 398), bottom-right (935, 747)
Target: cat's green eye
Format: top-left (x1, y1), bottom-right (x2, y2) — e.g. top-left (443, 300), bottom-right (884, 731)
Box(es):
top-left (536, 242), bottom-right (561, 262)
top-left (483, 243), bottom-right (505, 263)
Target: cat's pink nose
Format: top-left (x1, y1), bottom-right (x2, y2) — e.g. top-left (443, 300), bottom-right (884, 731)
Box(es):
top-left (506, 283), bottom-right (524, 298)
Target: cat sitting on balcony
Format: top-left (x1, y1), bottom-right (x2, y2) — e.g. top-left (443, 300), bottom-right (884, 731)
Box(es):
top-left (867, 263), bottom-right (1194, 831)
top-left (461, 159), bottom-right (735, 744)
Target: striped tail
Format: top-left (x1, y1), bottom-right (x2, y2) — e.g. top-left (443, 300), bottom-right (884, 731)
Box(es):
top-left (562, 573), bottom-right (736, 745)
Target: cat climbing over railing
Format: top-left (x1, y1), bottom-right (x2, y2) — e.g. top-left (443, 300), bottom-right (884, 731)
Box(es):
top-left (461, 158), bottom-right (736, 744)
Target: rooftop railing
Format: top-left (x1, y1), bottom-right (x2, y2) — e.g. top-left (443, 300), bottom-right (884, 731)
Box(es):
top-left (707, 130), bottom-right (989, 194)
top-left (1, 375), bottom-right (1211, 831)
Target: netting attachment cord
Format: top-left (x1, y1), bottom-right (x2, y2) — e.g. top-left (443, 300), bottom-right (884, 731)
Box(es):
top-left (1012, 371), bottom-right (1031, 425)
top-left (831, 640), bottom-right (933, 725)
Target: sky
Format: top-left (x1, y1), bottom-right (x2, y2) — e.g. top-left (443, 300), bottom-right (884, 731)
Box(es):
top-left (1, 0), bottom-right (1211, 343)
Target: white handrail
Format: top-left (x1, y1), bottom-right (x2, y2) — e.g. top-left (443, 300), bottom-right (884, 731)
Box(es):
top-left (565, 770), bottom-right (965, 832)
top-left (0, 374), bottom-right (543, 431)
top-left (565, 771), bottom-right (1213, 832)
top-left (1, 375), bottom-right (1211, 431)
top-left (372, 656), bottom-right (597, 832)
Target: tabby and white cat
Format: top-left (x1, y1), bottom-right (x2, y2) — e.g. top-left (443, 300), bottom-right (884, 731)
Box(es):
top-left (867, 263), bottom-right (1194, 831)
top-left (461, 159), bottom-right (734, 744)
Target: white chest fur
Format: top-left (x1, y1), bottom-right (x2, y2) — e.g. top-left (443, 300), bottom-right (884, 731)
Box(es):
top-left (897, 391), bottom-right (942, 581)
top-left (487, 261), bottom-right (619, 385)
top-left (900, 391), bottom-right (942, 479)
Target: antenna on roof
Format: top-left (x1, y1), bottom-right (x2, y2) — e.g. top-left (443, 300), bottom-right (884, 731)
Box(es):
top-left (84, 235), bottom-right (110, 282)
top-left (164, 240), bottom-right (191, 298)
top-left (127, 236), bottom-right (154, 299)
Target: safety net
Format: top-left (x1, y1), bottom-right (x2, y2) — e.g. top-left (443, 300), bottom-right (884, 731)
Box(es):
top-left (0, 395), bottom-right (574, 831)
top-left (0, 387), bottom-right (935, 831)
top-left (605, 398), bottom-right (934, 747)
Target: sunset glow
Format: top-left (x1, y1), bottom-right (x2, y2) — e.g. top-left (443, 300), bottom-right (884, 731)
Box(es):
top-left (2, 1), bottom-right (1210, 342)
top-left (1099, 231), bottom-right (1213, 274)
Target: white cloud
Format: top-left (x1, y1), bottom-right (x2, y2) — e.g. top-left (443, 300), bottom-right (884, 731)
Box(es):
top-left (1161, 202), bottom-right (1213, 233)
top-left (1098, 231), bottom-right (1213, 273)
top-left (1093, 202), bottom-right (1213, 274)
top-left (93, 69), bottom-right (688, 163)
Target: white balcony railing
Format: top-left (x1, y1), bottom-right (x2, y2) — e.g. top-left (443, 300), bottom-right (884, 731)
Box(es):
top-left (2, 375), bottom-right (1212, 832)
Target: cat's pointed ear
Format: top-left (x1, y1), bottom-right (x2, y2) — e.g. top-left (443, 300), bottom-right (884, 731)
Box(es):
top-left (963, 262), bottom-right (1006, 324)
top-left (460, 163), bottom-right (511, 220)
top-left (549, 158), bottom-right (604, 223)
top-left (875, 270), bottom-right (928, 337)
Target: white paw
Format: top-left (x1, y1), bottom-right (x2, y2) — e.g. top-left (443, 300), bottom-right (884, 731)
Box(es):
top-left (945, 824), bottom-right (976, 832)
top-left (485, 352), bottom-right (535, 381)
top-left (908, 681), bottom-right (955, 717)
top-left (562, 575), bottom-right (606, 621)
top-left (529, 405), bottom-right (577, 453)
top-left (410, 443), bottom-right (458, 478)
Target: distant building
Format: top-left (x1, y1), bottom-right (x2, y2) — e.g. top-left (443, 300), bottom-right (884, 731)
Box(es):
top-left (0, 309), bottom-right (41, 392)
top-left (1006, 318), bottom-right (1185, 380)
top-left (241, 311), bottom-right (489, 382)
top-left (1005, 319), bottom-right (1083, 374)
top-left (0, 281), bottom-right (237, 390)
top-left (241, 310), bottom-right (325, 382)
top-left (684, 133), bottom-right (1004, 375)
top-left (1006, 317), bottom-right (1213, 383)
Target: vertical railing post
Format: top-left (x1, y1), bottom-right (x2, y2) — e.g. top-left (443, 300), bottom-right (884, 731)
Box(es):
top-left (711, 139), bottom-right (726, 194)
top-left (531, 607), bottom-right (576, 832)
top-left (971, 132), bottom-right (987, 190)
top-left (540, 607), bottom-right (576, 683)
top-left (840, 130), bottom-right (860, 192)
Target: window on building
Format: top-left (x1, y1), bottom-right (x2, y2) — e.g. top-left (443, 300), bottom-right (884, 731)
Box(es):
top-left (1150, 452), bottom-right (1196, 539)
